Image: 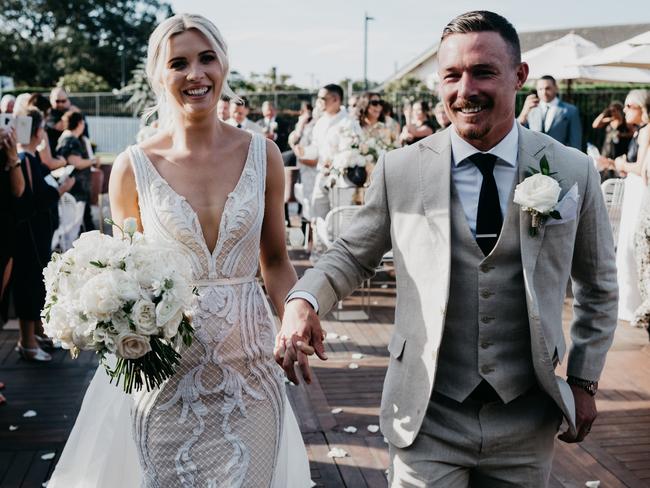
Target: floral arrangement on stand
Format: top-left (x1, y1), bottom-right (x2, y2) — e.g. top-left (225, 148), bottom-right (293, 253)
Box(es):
top-left (41, 218), bottom-right (196, 393)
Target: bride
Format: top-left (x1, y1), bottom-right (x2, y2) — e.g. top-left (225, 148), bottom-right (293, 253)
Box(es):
top-left (48, 13), bottom-right (310, 487)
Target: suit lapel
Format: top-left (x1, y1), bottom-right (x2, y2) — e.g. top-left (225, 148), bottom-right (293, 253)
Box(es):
top-left (418, 131), bottom-right (451, 291)
top-left (517, 125), bottom-right (550, 299)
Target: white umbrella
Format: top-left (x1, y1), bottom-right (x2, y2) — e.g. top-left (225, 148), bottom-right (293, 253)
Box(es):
top-left (579, 30), bottom-right (650, 69)
top-left (523, 33), bottom-right (650, 83)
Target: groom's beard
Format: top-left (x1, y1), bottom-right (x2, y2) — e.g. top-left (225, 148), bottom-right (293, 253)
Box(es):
top-left (451, 95), bottom-right (494, 141)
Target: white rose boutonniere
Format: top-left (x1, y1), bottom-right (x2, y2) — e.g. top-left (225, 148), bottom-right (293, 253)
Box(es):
top-left (513, 156), bottom-right (562, 236)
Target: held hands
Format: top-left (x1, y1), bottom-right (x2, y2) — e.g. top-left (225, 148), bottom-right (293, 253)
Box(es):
top-left (274, 299), bottom-right (327, 384)
top-left (558, 385), bottom-right (597, 443)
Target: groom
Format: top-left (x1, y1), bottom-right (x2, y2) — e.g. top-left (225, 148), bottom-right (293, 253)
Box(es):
top-left (276, 10), bottom-right (618, 487)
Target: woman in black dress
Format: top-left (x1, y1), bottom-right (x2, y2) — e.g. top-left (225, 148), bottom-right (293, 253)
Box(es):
top-left (14, 109), bottom-right (74, 361)
top-left (56, 110), bottom-right (99, 232)
top-left (399, 100), bottom-right (435, 145)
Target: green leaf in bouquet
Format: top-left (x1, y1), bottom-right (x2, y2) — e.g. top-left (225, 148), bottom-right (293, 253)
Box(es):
top-left (540, 155), bottom-right (550, 176)
top-left (90, 260), bottom-right (107, 268)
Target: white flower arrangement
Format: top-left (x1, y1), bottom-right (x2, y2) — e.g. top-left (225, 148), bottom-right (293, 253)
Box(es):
top-left (513, 156), bottom-right (562, 236)
top-left (41, 218), bottom-right (195, 393)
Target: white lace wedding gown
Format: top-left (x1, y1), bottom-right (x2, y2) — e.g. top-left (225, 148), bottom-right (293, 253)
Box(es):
top-left (48, 134), bottom-right (311, 487)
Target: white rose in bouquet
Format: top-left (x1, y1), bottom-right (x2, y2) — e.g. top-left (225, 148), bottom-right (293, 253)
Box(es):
top-left (116, 332), bottom-right (152, 360)
top-left (79, 272), bottom-right (124, 317)
top-left (131, 299), bottom-right (158, 335)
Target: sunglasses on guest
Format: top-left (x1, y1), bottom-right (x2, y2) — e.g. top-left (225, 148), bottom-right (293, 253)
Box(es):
top-left (369, 99), bottom-right (383, 106)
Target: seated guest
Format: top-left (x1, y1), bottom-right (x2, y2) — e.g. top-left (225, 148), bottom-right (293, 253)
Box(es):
top-left (56, 110), bottom-right (99, 232)
top-left (399, 100), bottom-right (434, 145)
top-left (14, 109), bottom-right (74, 361)
top-left (227, 97), bottom-right (263, 134)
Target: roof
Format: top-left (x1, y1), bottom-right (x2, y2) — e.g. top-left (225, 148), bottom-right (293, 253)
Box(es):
top-left (381, 23), bottom-right (650, 86)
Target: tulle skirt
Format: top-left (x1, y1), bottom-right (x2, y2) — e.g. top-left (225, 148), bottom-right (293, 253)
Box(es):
top-left (47, 365), bottom-right (311, 487)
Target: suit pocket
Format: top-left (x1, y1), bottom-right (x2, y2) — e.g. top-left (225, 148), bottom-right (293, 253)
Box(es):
top-left (388, 332), bottom-right (406, 360)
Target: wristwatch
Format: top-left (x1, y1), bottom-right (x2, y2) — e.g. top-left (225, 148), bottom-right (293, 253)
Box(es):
top-left (4, 159), bottom-right (21, 172)
top-left (567, 376), bottom-right (598, 396)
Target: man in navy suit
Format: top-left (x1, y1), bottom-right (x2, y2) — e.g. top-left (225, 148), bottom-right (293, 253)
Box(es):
top-left (518, 75), bottom-right (582, 150)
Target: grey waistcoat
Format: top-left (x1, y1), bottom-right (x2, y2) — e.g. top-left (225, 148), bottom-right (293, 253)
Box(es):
top-left (433, 179), bottom-right (536, 404)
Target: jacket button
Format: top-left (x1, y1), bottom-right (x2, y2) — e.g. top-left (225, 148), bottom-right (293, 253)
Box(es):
top-left (480, 264), bottom-right (490, 273)
top-left (481, 316), bottom-right (494, 324)
top-left (481, 289), bottom-right (492, 299)
top-left (480, 341), bottom-right (492, 349)
top-left (481, 365), bottom-right (494, 374)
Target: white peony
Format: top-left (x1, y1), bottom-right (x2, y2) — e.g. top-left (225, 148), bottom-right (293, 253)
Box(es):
top-left (79, 271), bottom-right (124, 317)
top-left (115, 332), bottom-right (151, 359)
top-left (513, 173), bottom-right (561, 214)
top-left (131, 299), bottom-right (158, 335)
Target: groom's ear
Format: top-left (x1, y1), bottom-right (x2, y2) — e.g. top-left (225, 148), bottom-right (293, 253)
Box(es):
top-left (515, 62), bottom-right (529, 91)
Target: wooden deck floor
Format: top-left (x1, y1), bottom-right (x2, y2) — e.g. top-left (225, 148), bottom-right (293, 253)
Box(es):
top-left (0, 248), bottom-right (649, 487)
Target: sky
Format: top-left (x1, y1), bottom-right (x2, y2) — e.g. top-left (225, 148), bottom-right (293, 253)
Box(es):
top-left (169, 0), bottom-right (650, 88)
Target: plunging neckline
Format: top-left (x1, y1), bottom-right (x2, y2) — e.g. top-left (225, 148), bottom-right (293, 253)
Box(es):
top-left (136, 134), bottom-right (255, 257)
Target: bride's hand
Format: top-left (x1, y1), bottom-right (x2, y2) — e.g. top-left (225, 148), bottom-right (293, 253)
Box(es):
top-left (274, 299), bottom-right (327, 384)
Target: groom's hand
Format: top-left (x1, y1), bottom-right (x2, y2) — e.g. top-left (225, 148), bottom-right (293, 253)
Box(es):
top-left (274, 298), bottom-right (327, 384)
top-left (558, 385), bottom-right (597, 443)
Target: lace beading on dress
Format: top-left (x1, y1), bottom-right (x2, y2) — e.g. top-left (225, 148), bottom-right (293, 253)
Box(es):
top-left (127, 134), bottom-right (285, 488)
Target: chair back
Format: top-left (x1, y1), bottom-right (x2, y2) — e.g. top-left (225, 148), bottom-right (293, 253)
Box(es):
top-left (601, 178), bottom-right (625, 245)
top-left (325, 205), bottom-right (363, 242)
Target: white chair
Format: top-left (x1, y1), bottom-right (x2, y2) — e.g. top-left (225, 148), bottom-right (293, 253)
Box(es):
top-left (601, 178), bottom-right (625, 247)
top-left (293, 182), bottom-right (311, 248)
top-left (52, 192), bottom-right (85, 252)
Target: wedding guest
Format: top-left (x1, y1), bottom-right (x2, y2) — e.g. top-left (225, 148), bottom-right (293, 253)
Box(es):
top-left (303, 84), bottom-right (349, 220)
top-left (356, 92), bottom-right (394, 151)
top-left (399, 100), bottom-right (434, 145)
top-left (216, 96), bottom-right (230, 121)
top-left (258, 101), bottom-right (289, 150)
top-left (612, 90), bottom-right (650, 322)
top-left (518, 75), bottom-right (582, 150)
top-left (289, 103), bottom-right (318, 226)
top-left (25, 94), bottom-right (68, 174)
top-left (227, 96), bottom-right (263, 134)
top-left (347, 94), bottom-right (358, 113)
top-left (593, 102), bottom-right (632, 181)
top-left (12, 93), bottom-right (32, 115)
top-left (0, 95), bottom-right (15, 113)
top-left (433, 101), bottom-right (451, 131)
top-left (14, 109), bottom-right (74, 361)
top-left (382, 101), bottom-right (401, 145)
top-left (46, 87), bottom-right (71, 155)
top-left (56, 110), bottom-right (99, 232)
top-left (0, 126), bottom-right (24, 405)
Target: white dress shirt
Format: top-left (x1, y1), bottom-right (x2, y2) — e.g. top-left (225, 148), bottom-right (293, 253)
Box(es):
top-left (289, 121), bottom-right (520, 311)
top-left (303, 107), bottom-right (348, 165)
top-left (227, 117), bottom-right (264, 134)
top-left (450, 121), bottom-right (519, 236)
top-left (538, 97), bottom-right (559, 133)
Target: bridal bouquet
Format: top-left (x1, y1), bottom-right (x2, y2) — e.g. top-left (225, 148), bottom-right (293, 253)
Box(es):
top-left (41, 218), bottom-right (195, 393)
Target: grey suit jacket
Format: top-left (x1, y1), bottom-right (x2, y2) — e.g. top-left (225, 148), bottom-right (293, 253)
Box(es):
top-left (289, 123), bottom-right (618, 448)
top-left (525, 100), bottom-right (582, 150)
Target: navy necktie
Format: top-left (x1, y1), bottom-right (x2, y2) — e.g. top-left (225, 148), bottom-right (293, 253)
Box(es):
top-left (469, 153), bottom-right (502, 256)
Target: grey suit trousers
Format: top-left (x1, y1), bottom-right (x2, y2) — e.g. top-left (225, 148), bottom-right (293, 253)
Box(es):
top-left (388, 388), bottom-right (563, 487)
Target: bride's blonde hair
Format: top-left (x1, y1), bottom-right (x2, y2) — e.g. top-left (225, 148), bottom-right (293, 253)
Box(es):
top-left (144, 13), bottom-right (239, 128)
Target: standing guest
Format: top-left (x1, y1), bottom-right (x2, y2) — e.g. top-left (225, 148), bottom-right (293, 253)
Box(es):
top-left (610, 90), bottom-right (650, 322)
top-left (14, 109), bottom-right (74, 362)
top-left (258, 101), bottom-right (289, 150)
top-left (279, 10), bottom-right (617, 487)
top-left (12, 93), bottom-right (32, 115)
top-left (593, 102), bottom-right (632, 181)
top-left (227, 96), bottom-right (264, 134)
top-left (347, 94), bottom-right (358, 113)
top-left (303, 84), bottom-right (349, 220)
top-left (0, 95), bottom-right (15, 113)
top-left (518, 75), bottom-right (582, 150)
top-left (399, 100), bottom-right (434, 145)
top-left (289, 103), bottom-right (319, 222)
top-left (433, 100), bottom-right (451, 131)
top-left (216, 96), bottom-right (230, 121)
top-left (0, 127), bottom-right (24, 405)
top-left (382, 101), bottom-right (401, 145)
top-left (25, 94), bottom-right (67, 174)
top-left (46, 87), bottom-right (71, 155)
top-left (56, 110), bottom-right (99, 232)
top-left (356, 92), bottom-right (385, 130)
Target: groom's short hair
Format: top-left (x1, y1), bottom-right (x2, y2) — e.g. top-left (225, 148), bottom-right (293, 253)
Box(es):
top-left (441, 11), bottom-right (521, 65)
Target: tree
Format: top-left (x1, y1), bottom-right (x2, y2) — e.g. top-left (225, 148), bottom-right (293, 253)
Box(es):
top-left (58, 69), bottom-right (110, 92)
top-left (339, 78), bottom-right (379, 94)
top-left (0, 0), bottom-right (173, 89)
top-left (382, 75), bottom-right (428, 97)
top-left (246, 67), bottom-right (304, 92)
